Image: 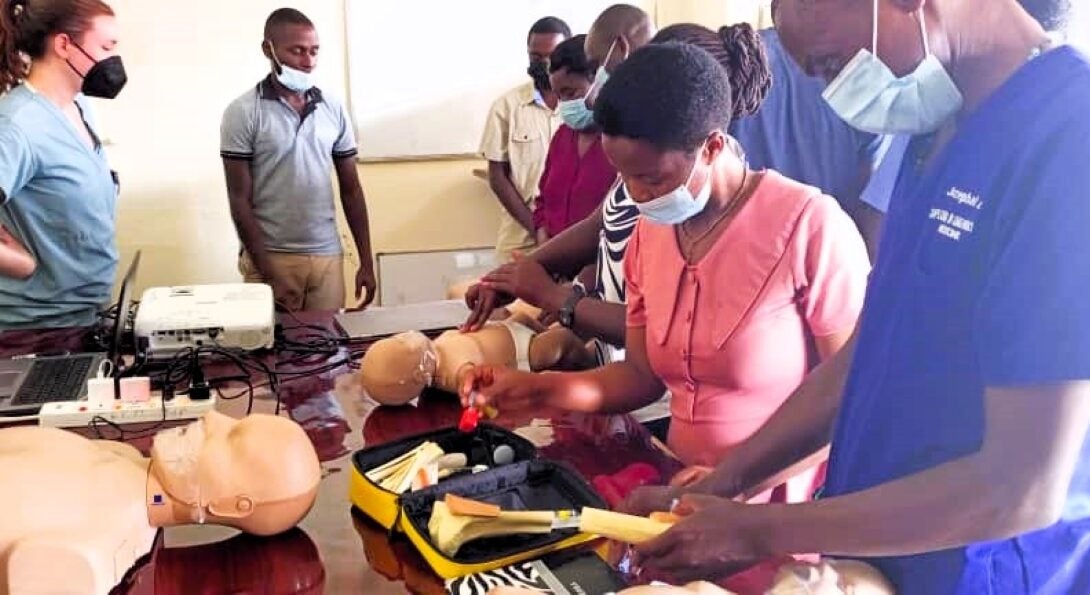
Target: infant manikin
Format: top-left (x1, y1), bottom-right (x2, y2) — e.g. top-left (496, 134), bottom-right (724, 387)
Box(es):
top-left (0, 411), bottom-right (321, 595)
top-left (358, 314), bottom-right (595, 406)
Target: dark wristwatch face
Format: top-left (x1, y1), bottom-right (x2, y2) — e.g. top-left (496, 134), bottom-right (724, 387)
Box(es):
top-left (559, 286), bottom-right (584, 328)
top-left (559, 308), bottom-right (574, 328)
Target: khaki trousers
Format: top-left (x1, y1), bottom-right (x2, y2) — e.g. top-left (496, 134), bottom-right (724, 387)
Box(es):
top-left (239, 251), bottom-right (346, 311)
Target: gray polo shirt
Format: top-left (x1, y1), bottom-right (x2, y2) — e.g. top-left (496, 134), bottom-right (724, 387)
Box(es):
top-left (220, 77), bottom-right (358, 255)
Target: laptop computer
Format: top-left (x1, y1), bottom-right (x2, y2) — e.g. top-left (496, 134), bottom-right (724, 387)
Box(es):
top-left (334, 300), bottom-right (471, 341)
top-left (0, 251), bottom-right (140, 416)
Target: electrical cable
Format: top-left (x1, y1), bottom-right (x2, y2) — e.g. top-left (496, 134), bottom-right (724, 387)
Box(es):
top-left (82, 299), bottom-right (360, 437)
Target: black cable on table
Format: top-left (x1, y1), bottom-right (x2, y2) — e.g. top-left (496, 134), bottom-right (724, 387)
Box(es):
top-left (87, 299), bottom-right (361, 435)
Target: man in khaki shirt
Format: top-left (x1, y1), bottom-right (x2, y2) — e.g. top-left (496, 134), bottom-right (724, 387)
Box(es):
top-left (480, 17), bottom-right (569, 262)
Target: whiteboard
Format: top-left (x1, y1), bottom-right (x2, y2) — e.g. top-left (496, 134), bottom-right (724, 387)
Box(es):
top-left (377, 248), bottom-right (497, 306)
top-left (345, 0), bottom-right (653, 160)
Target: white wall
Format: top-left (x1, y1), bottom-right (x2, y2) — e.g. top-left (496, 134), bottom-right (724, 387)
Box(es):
top-left (656, 0), bottom-right (770, 30)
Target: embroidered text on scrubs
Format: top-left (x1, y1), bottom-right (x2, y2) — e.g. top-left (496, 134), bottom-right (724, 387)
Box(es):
top-left (929, 208), bottom-right (975, 241)
top-left (946, 187), bottom-right (984, 210)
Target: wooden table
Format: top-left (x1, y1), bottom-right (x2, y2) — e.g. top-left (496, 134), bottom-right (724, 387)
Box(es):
top-left (0, 314), bottom-right (681, 594)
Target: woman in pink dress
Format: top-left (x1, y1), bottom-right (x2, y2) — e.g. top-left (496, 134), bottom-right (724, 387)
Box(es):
top-left (464, 34), bottom-right (870, 504)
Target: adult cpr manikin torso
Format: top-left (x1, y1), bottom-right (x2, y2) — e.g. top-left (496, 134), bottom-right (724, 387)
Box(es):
top-left (0, 427), bottom-right (155, 595)
top-left (0, 411), bottom-right (321, 595)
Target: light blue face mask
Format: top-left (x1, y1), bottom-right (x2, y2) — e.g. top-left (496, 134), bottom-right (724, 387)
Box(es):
top-left (267, 42), bottom-right (314, 93)
top-left (586, 39), bottom-right (623, 107)
top-left (822, 0), bottom-right (963, 135)
top-left (558, 96), bottom-right (595, 130)
top-left (627, 146), bottom-right (712, 226)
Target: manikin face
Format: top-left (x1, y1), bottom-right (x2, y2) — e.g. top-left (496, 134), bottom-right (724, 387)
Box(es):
top-left (151, 412), bottom-right (239, 515)
top-left (358, 331), bottom-right (438, 405)
top-left (149, 411), bottom-right (321, 533)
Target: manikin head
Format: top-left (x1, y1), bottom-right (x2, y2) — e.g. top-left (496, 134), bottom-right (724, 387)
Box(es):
top-left (147, 411), bottom-right (321, 536)
top-left (358, 331), bottom-right (438, 406)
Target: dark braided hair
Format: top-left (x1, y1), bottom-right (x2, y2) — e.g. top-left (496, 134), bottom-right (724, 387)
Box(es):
top-left (652, 22), bottom-right (772, 119)
top-left (0, 0), bottom-right (114, 93)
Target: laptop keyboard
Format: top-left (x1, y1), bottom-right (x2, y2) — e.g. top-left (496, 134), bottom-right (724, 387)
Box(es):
top-left (14, 355), bottom-right (97, 404)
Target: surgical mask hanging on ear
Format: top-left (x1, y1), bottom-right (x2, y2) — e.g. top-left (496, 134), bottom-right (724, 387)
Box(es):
top-left (267, 41), bottom-right (314, 93)
top-left (627, 146), bottom-right (713, 225)
top-left (822, 0), bottom-right (963, 135)
top-left (588, 39), bottom-right (623, 100)
top-left (67, 42), bottom-right (127, 99)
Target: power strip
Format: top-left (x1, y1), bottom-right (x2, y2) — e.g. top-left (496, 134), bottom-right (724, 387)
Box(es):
top-left (38, 396), bottom-right (216, 428)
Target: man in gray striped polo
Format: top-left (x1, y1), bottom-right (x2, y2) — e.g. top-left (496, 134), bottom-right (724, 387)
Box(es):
top-left (220, 8), bottom-right (375, 311)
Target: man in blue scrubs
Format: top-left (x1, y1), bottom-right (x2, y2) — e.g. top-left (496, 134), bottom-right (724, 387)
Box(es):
top-left (730, 28), bottom-right (892, 257)
top-left (623, 1), bottom-right (1090, 592)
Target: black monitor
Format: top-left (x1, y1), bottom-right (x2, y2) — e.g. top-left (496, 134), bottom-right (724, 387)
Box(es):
top-left (109, 251), bottom-right (141, 392)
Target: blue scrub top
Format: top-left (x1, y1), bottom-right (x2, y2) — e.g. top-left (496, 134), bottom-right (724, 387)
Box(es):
top-left (730, 29), bottom-right (888, 211)
top-left (825, 46), bottom-right (1090, 593)
top-left (0, 85), bottom-right (118, 330)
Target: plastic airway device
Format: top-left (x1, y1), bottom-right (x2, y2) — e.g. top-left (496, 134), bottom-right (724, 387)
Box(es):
top-left (458, 407), bottom-right (481, 433)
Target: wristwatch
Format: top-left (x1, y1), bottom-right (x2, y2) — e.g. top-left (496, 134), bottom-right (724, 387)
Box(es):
top-left (558, 285), bottom-right (586, 329)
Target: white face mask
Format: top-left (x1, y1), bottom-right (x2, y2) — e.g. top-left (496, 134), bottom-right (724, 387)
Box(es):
top-left (822, 0), bottom-right (963, 135)
top-left (627, 146), bottom-right (712, 226)
top-left (267, 41), bottom-right (314, 93)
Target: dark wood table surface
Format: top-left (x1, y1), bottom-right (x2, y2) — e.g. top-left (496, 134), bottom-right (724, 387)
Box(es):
top-left (0, 313), bottom-right (682, 594)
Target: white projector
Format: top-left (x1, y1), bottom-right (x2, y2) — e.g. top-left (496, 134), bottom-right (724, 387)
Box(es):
top-left (134, 283), bottom-right (276, 356)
